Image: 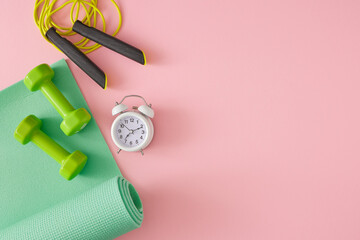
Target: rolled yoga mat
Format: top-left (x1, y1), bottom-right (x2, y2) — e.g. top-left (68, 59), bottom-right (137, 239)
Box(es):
top-left (0, 176), bottom-right (143, 239)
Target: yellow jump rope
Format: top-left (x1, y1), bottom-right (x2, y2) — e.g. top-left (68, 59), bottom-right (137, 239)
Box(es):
top-left (34, 0), bottom-right (122, 54)
top-left (33, 0), bottom-right (146, 89)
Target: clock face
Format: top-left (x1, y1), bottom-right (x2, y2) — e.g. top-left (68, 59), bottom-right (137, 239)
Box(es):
top-left (115, 114), bottom-right (147, 149)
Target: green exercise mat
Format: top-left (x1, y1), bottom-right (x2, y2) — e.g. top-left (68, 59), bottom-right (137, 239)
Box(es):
top-left (0, 176), bottom-right (143, 239)
top-left (0, 59), bottom-right (143, 239)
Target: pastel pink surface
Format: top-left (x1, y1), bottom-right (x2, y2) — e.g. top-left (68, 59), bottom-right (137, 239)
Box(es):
top-left (1, 1), bottom-right (360, 239)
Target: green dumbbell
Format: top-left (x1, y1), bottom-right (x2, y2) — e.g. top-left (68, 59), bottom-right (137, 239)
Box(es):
top-left (24, 64), bottom-right (91, 136)
top-left (14, 115), bottom-right (87, 180)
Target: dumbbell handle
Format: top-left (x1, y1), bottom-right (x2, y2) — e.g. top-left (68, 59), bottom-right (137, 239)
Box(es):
top-left (40, 78), bottom-right (75, 119)
top-left (31, 129), bottom-right (70, 164)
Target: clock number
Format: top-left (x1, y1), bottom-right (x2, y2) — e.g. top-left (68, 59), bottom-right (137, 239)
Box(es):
top-left (125, 120), bottom-right (128, 124)
top-left (130, 118), bottom-right (134, 122)
top-left (140, 136), bottom-right (143, 140)
top-left (135, 140), bottom-right (139, 144)
top-left (137, 120), bottom-right (139, 124)
top-left (120, 124), bottom-right (124, 128)
top-left (120, 135), bottom-right (123, 139)
top-left (117, 129), bottom-right (121, 133)
top-left (130, 141), bottom-right (133, 146)
top-left (140, 124), bottom-right (144, 128)
top-left (141, 130), bottom-right (145, 134)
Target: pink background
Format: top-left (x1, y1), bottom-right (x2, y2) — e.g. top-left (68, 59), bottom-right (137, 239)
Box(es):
top-left (1, 0), bottom-right (360, 239)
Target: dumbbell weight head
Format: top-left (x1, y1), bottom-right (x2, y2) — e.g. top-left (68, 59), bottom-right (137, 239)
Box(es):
top-left (60, 150), bottom-right (87, 180)
top-left (14, 113), bottom-right (42, 144)
top-left (24, 64), bottom-right (55, 91)
top-left (60, 108), bottom-right (91, 136)
top-left (14, 115), bottom-right (87, 180)
top-left (24, 64), bottom-right (91, 136)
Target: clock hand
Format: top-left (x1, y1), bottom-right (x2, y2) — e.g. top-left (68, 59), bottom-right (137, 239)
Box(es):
top-left (120, 121), bottom-right (131, 131)
top-left (133, 126), bottom-right (143, 132)
top-left (125, 132), bottom-right (132, 141)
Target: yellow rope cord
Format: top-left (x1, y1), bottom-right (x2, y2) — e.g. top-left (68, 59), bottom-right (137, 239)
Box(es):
top-left (34, 0), bottom-right (122, 54)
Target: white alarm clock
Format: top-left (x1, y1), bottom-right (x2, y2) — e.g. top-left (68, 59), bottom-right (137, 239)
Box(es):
top-left (111, 95), bottom-right (154, 155)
